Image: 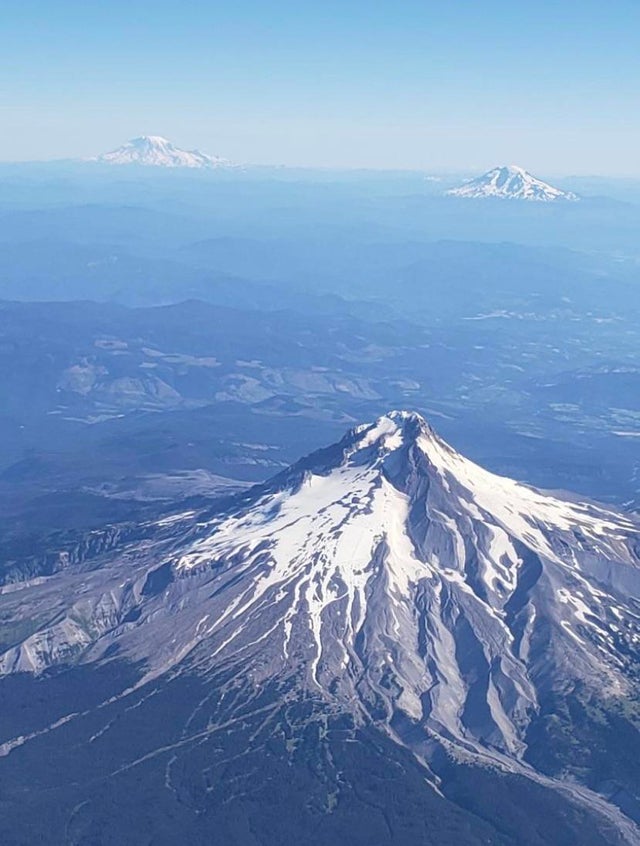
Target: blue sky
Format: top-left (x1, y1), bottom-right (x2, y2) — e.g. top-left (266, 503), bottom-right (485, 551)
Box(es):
top-left (1, 0), bottom-right (639, 174)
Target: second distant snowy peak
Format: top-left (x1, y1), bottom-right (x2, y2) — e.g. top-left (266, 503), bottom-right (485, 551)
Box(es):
top-left (447, 164), bottom-right (579, 201)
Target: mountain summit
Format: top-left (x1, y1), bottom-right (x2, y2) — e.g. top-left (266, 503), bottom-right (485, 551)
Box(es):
top-left (447, 165), bottom-right (579, 201)
top-left (0, 411), bottom-right (638, 844)
top-left (91, 135), bottom-right (231, 168)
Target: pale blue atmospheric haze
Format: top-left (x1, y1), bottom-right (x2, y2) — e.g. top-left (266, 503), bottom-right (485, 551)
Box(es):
top-left (1, 0), bottom-right (639, 173)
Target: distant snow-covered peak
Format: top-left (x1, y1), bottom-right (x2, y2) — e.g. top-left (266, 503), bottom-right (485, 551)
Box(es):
top-left (447, 165), bottom-right (579, 202)
top-left (90, 135), bottom-right (231, 169)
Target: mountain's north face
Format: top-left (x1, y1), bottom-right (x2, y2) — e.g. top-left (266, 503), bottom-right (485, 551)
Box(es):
top-left (1, 412), bottom-right (639, 845)
top-left (90, 135), bottom-right (230, 168)
top-left (447, 165), bottom-right (580, 201)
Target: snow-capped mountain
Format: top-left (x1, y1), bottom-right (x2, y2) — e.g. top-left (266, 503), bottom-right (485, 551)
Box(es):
top-left (0, 412), bottom-right (638, 844)
top-left (447, 165), bottom-right (580, 201)
top-left (91, 135), bottom-right (230, 168)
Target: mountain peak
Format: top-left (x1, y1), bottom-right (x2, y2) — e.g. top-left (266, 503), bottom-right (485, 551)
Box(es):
top-left (352, 409), bottom-right (435, 448)
top-left (90, 135), bottom-right (231, 168)
top-left (1, 413), bottom-right (639, 838)
top-left (269, 409), bottom-right (442, 490)
top-left (447, 165), bottom-right (579, 202)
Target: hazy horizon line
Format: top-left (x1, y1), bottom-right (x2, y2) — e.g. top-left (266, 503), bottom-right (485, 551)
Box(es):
top-left (0, 154), bottom-right (639, 181)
